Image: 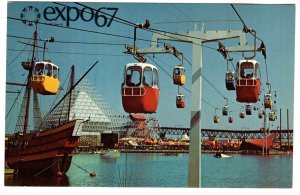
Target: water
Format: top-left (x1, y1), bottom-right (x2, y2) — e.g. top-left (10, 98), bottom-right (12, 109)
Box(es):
top-left (5, 153), bottom-right (292, 188)
top-left (202, 153), bottom-right (293, 188)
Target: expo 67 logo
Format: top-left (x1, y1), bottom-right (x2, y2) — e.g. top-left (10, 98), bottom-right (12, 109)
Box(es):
top-left (20, 6), bottom-right (41, 26)
top-left (20, 5), bottom-right (119, 28)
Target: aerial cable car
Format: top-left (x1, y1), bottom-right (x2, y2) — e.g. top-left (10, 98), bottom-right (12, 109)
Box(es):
top-left (173, 65), bottom-right (185, 86)
top-left (225, 60), bottom-right (236, 90)
top-left (176, 93), bottom-right (185, 108)
top-left (264, 93), bottom-right (272, 109)
top-left (222, 98), bottom-right (229, 116)
top-left (228, 116), bottom-right (233, 123)
top-left (228, 111), bottom-right (233, 123)
top-left (269, 110), bottom-right (276, 121)
top-left (121, 63), bottom-right (160, 113)
top-left (258, 109), bottom-right (263, 119)
top-left (236, 59), bottom-right (261, 103)
top-left (31, 61), bottom-right (60, 95)
top-left (214, 108), bottom-right (220, 123)
top-left (239, 107), bottom-right (245, 119)
top-left (264, 85), bottom-right (272, 109)
top-left (245, 103), bottom-right (252, 115)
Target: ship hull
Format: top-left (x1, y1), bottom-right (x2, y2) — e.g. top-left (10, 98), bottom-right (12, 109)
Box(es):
top-left (240, 133), bottom-right (275, 151)
top-left (5, 120), bottom-right (83, 176)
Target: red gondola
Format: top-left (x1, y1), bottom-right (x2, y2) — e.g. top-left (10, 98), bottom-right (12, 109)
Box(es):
top-left (236, 60), bottom-right (261, 103)
top-left (176, 94), bottom-right (185, 108)
top-left (121, 63), bottom-right (159, 113)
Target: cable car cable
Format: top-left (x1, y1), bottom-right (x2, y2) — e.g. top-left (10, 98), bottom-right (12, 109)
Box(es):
top-left (69, 2), bottom-right (246, 48)
top-left (148, 55), bottom-right (192, 94)
top-left (71, 2), bottom-right (209, 42)
top-left (181, 55), bottom-right (240, 107)
top-left (264, 59), bottom-right (269, 85)
top-left (230, 4), bottom-right (264, 42)
top-left (74, 1), bottom-right (257, 54)
top-left (7, 34), bottom-right (126, 46)
top-left (8, 16), bottom-right (243, 59)
top-left (148, 55), bottom-right (232, 112)
top-left (7, 48), bottom-right (127, 57)
top-left (5, 78), bottom-right (27, 119)
top-left (172, 4), bottom-right (194, 21)
top-left (7, 17), bottom-right (152, 44)
top-left (7, 35), bottom-right (32, 67)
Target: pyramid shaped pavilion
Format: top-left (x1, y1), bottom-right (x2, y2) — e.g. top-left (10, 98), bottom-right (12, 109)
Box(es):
top-left (38, 79), bottom-right (129, 135)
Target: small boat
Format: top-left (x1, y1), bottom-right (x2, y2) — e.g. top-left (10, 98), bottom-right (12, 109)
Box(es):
top-left (214, 152), bottom-right (231, 158)
top-left (101, 149), bottom-right (120, 158)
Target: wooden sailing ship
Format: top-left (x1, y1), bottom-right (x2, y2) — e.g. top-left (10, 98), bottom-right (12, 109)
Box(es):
top-left (5, 29), bottom-right (96, 176)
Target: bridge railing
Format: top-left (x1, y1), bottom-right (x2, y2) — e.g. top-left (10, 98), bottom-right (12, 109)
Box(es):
top-left (159, 127), bottom-right (293, 140)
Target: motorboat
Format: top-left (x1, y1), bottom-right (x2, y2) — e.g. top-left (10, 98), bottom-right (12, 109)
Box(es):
top-left (214, 152), bottom-right (231, 158)
top-left (100, 149), bottom-right (121, 158)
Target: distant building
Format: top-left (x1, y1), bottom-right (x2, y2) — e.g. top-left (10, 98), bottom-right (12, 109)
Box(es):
top-left (38, 79), bottom-right (130, 147)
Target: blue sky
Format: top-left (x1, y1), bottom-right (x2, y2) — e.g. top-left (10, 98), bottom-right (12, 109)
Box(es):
top-left (4, 2), bottom-right (296, 134)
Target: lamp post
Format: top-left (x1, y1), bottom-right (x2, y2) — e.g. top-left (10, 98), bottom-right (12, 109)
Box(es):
top-left (43, 37), bottom-right (55, 61)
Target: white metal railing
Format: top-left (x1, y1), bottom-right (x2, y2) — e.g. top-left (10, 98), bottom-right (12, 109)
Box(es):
top-left (31, 75), bottom-right (45, 82)
top-left (236, 79), bottom-right (258, 87)
top-left (122, 87), bottom-right (146, 97)
top-left (154, 20), bottom-right (240, 33)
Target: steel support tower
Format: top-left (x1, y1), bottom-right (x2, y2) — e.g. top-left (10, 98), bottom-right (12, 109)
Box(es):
top-left (135, 23), bottom-right (255, 187)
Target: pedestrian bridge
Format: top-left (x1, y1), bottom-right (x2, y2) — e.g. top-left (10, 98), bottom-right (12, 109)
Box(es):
top-left (159, 127), bottom-right (293, 140)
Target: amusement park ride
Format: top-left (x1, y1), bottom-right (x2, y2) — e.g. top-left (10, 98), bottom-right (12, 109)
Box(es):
top-left (122, 19), bottom-right (186, 114)
top-left (120, 17), bottom-right (276, 187)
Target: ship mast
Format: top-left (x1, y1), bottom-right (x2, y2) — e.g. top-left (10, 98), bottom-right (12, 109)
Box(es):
top-left (67, 65), bottom-right (75, 121)
top-left (22, 27), bottom-right (37, 147)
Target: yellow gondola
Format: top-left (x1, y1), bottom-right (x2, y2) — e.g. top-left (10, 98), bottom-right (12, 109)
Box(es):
top-left (31, 61), bottom-right (60, 95)
top-left (173, 66), bottom-right (185, 86)
top-left (214, 115), bottom-right (220, 123)
top-left (264, 93), bottom-right (272, 109)
top-left (213, 108), bottom-right (220, 123)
